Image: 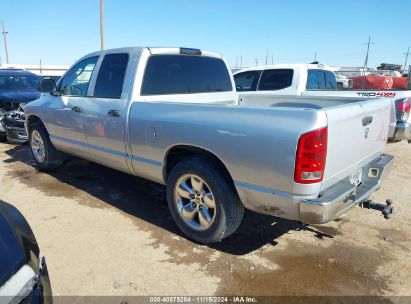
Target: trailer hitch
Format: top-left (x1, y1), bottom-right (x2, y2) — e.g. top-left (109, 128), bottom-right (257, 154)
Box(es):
top-left (360, 199), bottom-right (394, 219)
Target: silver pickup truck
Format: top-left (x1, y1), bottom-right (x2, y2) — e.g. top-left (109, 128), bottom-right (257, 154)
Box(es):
top-left (25, 47), bottom-right (393, 243)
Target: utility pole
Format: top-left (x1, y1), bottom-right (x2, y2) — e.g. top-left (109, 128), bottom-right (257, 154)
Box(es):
top-left (1, 20), bottom-right (9, 64)
top-left (404, 46), bottom-right (410, 71)
top-left (236, 56), bottom-right (238, 68)
top-left (240, 55), bottom-right (242, 68)
top-left (314, 52), bottom-right (317, 62)
top-left (271, 55), bottom-right (273, 65)
top-left (363, 36), bottom-right (374, 70)
top-left (100, 0), bottom-right (104, 50)
top-left (255, 57), bottom-right (258, 66)
top-left (265, 51), bottom-right (268, 65)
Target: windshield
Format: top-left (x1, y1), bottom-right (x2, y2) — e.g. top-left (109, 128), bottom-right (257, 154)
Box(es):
top-left (0, 74), bottom-right (40, 91)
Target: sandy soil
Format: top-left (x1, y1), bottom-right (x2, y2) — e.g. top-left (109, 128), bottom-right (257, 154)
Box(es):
top-left (0, 141), bottom-right (410, 297)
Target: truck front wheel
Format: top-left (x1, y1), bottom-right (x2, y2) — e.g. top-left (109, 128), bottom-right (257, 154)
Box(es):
top-left (167, 157), bottom-right (244, 244)
top-left (29, 121), bottom-right (64, 171)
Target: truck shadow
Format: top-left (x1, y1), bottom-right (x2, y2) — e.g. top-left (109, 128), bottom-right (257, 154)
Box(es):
top-left (3, 144), bottom-right (336, 255)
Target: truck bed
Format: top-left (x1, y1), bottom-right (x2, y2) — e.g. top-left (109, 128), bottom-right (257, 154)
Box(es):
top-left (239, 94), bottom-right (374, 109)
top-left (238, 94), bottom-right (391, 193)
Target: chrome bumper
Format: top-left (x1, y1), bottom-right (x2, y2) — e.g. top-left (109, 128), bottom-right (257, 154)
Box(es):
top-left (393, 122), bottom-right (411, 142)
top-left (299, 154), bottom-right (394, 224)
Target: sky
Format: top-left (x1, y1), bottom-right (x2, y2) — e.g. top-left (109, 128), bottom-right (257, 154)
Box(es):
top-left (1, 0), bottom-right (411, 68)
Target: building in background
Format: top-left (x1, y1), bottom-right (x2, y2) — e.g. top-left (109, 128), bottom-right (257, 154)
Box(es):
top-left (0, 63), bottom-right (69, 80)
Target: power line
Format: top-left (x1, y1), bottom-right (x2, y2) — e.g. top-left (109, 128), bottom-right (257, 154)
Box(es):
top-left (1, 20), bottom-right (9, 64)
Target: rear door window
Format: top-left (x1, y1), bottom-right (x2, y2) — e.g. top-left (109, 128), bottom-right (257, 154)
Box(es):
top-left (141, 55), bottom-right (232, 95)
top-left (94, 53), bottom-right (129, 99)
top-left (258, 69), bottom-right (293, 91)
top-left (234, 71), bottom-right (261, 91)
top-left (325, 71), bottom-right (337, 89)
top-left (307, 70), bottom-right (326, 90)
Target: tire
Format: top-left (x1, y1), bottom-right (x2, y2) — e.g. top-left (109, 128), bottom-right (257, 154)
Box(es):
top-left (167, 156), bottom-right (244, 244)
top-left (0, 133), bottom-right (6, 142)
top-left (28, 121), bottom-right (64, 171)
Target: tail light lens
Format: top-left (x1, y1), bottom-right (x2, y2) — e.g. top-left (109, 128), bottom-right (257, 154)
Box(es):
top-left (395, 98), bottom-right (410, 122)
top-left (294, 127), bottom-right (327, 184)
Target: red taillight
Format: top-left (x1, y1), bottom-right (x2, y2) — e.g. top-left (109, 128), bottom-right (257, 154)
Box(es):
top-left (294, 127), bottom-right (327, 184)
top-left (395, 98), bottom-right (410, 122)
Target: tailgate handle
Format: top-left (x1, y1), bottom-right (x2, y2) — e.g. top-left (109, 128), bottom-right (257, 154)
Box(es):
top-left (71, 106), bottom-right (82, 113)
top-left (108, 109), bottom-right (120, 117)
top-left (362, 116), bottom-right (373, 126)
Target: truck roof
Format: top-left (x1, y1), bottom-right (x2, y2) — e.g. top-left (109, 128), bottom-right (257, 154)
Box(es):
top-left (81, 47), bottom-right (223, 60)
top-left (234, 63), bottom-right (333, 74)
top-left (0, 69), bottom-right (38, 76)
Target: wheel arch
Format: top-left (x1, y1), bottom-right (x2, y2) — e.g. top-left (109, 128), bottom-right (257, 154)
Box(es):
top-left (26, 115), bottom-right (49, 134)
top-left (163, 145), bottom-right (236, 188)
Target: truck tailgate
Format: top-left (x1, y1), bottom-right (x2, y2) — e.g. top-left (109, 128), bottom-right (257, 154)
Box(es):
top-left (321, 98), bottom-right (391, 191)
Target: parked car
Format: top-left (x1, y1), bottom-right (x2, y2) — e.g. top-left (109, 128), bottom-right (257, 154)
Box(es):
top-left (25, 47), bottom-right (393, 244)
top-left (0, 200), bottom-right (52, 303)
top-left (233, 64), bottom-right (411, 143)
top-left (0, 69), bottom-right (41, 143)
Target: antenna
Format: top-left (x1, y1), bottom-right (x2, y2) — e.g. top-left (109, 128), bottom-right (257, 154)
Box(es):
top-left (1, 20), bottom-right (9, 64)
top-left (100, 0), bottom-right (104, 50)
top-left (363, 36), bottom-right (374, 70)
top-left (404, 46), bottom-right (410, 71)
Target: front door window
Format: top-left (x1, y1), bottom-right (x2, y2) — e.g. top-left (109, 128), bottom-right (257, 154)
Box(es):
top-left (59, 56), bottom-right (99, 97)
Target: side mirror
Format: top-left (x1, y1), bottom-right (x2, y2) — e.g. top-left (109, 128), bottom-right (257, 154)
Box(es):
top-left (38, 78), bottom-right (57, 93)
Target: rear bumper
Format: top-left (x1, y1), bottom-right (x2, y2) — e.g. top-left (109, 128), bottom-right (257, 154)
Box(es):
top-left (299, 154), bottom-right (394, 224)
top-left (392, 122), bottom-right (411, 142)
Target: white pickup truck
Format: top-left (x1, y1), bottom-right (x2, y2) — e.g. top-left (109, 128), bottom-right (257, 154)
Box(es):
top-left (233, 64), bottom-right (411, 143)
top-left (25, 48), bottom-right (394, 243)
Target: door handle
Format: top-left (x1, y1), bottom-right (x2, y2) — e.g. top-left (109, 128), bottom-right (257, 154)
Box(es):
top-left (71, 106), bottom-right (82, 113)
top-left (108, 110), bottom-right (120, 117)
top-left (362, 116), bottom-right (373, 126)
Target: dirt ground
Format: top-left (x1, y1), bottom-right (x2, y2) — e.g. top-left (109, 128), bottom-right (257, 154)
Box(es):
top-left (0, 141), bottom-right (410, 297)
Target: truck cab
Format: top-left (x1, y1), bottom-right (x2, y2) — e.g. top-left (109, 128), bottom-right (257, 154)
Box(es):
top-left (234, 64), bottom-right (339, 95)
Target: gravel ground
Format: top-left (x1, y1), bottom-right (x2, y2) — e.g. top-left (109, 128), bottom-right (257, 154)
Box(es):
top-left (0, 141), bottom-right (410, 297)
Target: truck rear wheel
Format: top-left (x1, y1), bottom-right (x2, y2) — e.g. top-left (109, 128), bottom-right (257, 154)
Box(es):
top-left (167, 157), bottom-right (244, 244)
top-left (29, 121), bottom-right (64, 171)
